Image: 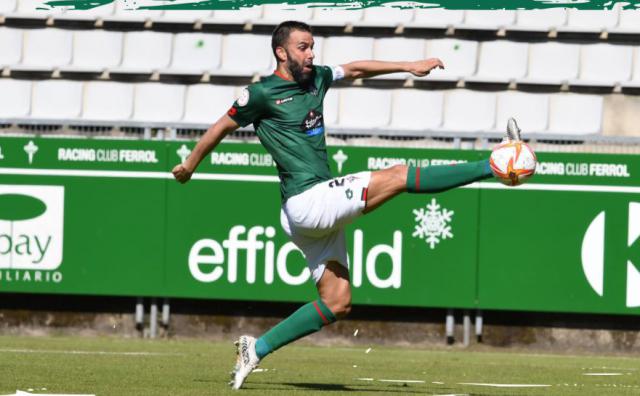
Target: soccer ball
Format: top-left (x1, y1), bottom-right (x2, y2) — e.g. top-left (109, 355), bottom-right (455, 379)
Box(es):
top-left (489, 141), bottom-right (537, 186)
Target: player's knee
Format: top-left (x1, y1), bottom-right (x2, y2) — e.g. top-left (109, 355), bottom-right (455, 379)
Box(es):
top-left (330, 291), bottom-right (352, 319)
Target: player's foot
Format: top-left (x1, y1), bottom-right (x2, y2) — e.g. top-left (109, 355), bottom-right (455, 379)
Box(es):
top-left (505, 117), bottom-right (522, 142)
top-left (229, 335), bottom-right (260, 390)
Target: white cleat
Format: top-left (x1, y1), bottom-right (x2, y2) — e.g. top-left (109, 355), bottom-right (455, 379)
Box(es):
top-left (505, 117), bottom-right (522, 142)
top-left (230, 335), bottom-right (260, 390)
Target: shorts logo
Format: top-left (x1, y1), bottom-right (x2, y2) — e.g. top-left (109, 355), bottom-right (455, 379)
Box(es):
top-left (301, 110), bottom-right (324, 137)
top-left (0, 185), bottom-right (64, 270)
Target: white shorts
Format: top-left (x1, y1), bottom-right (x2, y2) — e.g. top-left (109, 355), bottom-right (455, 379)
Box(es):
top-left (280, 172), bottom-right (372, 283)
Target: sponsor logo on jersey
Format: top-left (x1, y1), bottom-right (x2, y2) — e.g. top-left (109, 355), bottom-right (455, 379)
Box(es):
top-left (301, 110), bottom-right (324, 137)
top-left (237, 88), bottom-right (250, 107)
top-left (275, 97), bottom-right (293, 105)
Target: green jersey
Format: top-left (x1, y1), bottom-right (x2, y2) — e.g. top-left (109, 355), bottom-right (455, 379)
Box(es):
top-left (227, 65), bottom-right (335, 201)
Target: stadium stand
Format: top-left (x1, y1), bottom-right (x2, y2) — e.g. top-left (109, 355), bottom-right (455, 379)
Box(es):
top-left (0, 1), bottom-right (640, 140)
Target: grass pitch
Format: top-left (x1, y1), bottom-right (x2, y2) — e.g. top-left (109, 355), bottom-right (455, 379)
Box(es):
top-left (0, 335), bottom-right (638, 395)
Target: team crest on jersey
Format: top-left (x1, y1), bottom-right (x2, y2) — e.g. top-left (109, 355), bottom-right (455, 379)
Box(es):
top-left (301, 109), bottom-right (324, 137)
top-left (237, 88), bottom-right (250, 107)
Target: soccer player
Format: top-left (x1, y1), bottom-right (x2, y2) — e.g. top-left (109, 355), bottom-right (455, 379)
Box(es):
top-left (172, 20), bottom-right (524, 390)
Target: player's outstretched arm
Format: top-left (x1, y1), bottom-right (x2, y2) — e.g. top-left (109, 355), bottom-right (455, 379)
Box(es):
top-left (340, 58), bottom-right (444, 79)
top-left (172, 114), bottom-right (239, 184)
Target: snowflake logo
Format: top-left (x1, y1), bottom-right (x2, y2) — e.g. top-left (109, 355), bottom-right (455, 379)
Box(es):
top-left (412, 198), bottom-right (454, 249)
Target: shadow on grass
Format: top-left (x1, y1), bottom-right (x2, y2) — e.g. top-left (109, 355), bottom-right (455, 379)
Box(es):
top-left (256, 382), bottom-right (466, 394)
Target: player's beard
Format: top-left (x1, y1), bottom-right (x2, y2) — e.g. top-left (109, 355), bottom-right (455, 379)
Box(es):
top-left (287, 54), bottom-right (314, 88)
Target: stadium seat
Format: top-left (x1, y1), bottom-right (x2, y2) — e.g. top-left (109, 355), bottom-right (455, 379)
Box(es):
top-left (183, 84), bottom-right (236, 124)
top-left (0, 79), bottom-right (31, 118)
top-left (337, 88), bottom-right (392, 130)
top-left (424, 39), bottom-right (478, 80)
top-left (220, 34), bottom-right (273, 75)
top-left (464, 10), bottom-right (516, 28)
top-left (576, 44), bottom-right (633, 86)
top-left (70, 30), bottom-right (124, 70)
top-left (134, 83), bottom-right (186, 122)
top-left (111, 0), bottom-right (163, 21)
top-left (82, 82), bottom-right (134, 121)
top-left (495, 91), bottom-right (549, 133)
top-left (15, 0), bottom-right (66, 17)
top-left (628, 47), bottom-right (640, 86)
top-left (564, 9), bottom-right (620, 31)
top-left (372, 38), bottom-right (426, 79)
top-left (362, 6), bottom-right (414, 26)
top-left (411, 9), bottom-right (464, 27)
top-left (32, 80), bottom-right (83, 119)
top-left (548, 93), bottom-right (603, 135)
top-left (312, 7), bottom-right (364, 24)
top-left (161, 9), bottom-right (212, 22)
top-left (21, 28), bottom-right (72, 68)
top-left (0, 28), bottom-right (22, 68)
top-left (62, 1), bottom-right (115, 19)
top-left (0, 0), bottom-right (17, 14)
top-left (260, 4), bottom-right (313, 24)
top-left (442, 90), bottom-right (496, 132)
top-left (617, 10), bottom-right (640, 31)
top-left (323, 88), bottom-right (339, 128)
top-left (471, 41), bottom-right (529, 82)
top-left (119, 31), bottom-right (173, 71)
top-left (522, 42), bottom-right (580, 84)
top-left (170, 33), bottom-right (222, 73)
top-left (390, 89), bottom-right (444, 131)
top-left (514, 9), bottom-right (567, 30)
top-left (322, 37), bottom-right (374, 67)
top-left (311, 37), bottom-right (324, 66)
top-left (210, 6), bottom-right (263, 23)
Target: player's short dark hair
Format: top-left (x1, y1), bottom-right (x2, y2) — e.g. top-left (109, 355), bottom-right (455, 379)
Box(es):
top-left (271, 20), bottom-right (313, 62)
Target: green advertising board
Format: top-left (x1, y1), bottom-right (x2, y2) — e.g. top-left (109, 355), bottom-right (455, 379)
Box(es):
top-left (0, 136), bottom-right (638, 316)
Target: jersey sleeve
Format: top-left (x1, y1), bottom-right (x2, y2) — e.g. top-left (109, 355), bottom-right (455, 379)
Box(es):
top-left (227, 84), bottom-right (266, 128)
top-left (314, 65), bottom-right (337, 98)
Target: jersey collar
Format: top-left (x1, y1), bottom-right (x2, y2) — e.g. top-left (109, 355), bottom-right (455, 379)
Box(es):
top-left (274, 69), bottom-right (293, 81)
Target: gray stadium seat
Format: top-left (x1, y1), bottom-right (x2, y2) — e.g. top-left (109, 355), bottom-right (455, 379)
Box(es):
top-left (411, 9), bottom-right (464, 27)
top-left (322, 37), bottom-right (374, 68)
top-left (133, 83), bottom-right (185, 122)
top-left (470, 41), bottom-right (529, 82)
top-left (464, 10), bottom-right (516, 28)
top-left (170, 33), bottom-right (222, 73)
top-left (425, 39), bottom-right (478, 81)
top-left (21, 28), bottom-right (72, 69)
top-left (32, 80), bottom-right (83, 119)
top-left (390, 89), bottom-right (444, 131)
top-left (260, 4), bottom-right (313, 24)
top-left (442, 90), bottom-right (496, 132)
top-left (119, 31), bottom-right (173, 71)
top-left (220, 34), bottom-right (273, 75)
top-left (70, 30), bottom-right (124, 70)
top-left (514, 9), bottom-right (567, 30)
top-left (372, 38), bottom-right (426, 80)
top-left (495, 91), bottom-right (549, 133)
top-left (0, 27), bottom-right (22, 68)
top-left (337, 88), bottom-right (392, 130)
top-left (575, 43), bottom-right (633, 86)
top-left (548, 93), bottom-right (603, 135)
top-left (0, 79), bottom-right (31, 118)
top-left (521, 42), bottom-right (580, 85)
top-left (82, 81), bottom-right (134, 121)
top-left (183, 84), bottom-right (236, 124)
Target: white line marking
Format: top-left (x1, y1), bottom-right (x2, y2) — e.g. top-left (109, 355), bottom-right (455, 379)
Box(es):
top-left (2, 168), bottom-right (640, 194)
top-left (459, 383), bottom-right (551, 388)
top-left (0, 348), bottom-right (185, 357)
top-left (583, 373), bottom-right (624, 376)
top-left (378, 379), bottom-right (426, 383)
top-left (2, 391), bottom-right (95, 396)
top-left (355, 378), bottom-right (374, 381)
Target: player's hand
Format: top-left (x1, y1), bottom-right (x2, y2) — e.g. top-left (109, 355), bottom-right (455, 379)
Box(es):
top-left (172, 163), bottom-right (193, 184)
top-left (407, 58), bottom-right (445, 77)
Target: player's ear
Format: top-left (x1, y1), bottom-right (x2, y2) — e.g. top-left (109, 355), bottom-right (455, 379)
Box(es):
top-left (275, 46), bottom-right (288, 63)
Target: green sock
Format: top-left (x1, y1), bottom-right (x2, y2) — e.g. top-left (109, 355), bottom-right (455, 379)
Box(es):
top-left (255, 299), bottom-right (336, 359)
top-left (406, 160), bottom-right (493, 193)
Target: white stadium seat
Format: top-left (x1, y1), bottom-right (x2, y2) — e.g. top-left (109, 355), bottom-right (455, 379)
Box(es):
top-left (338, 88), bottom-right (392, 130)
top-left (464, 10), bottom-right (516, 28)
top-left (373, 38), bottom-right (426, 79)
top-left (16, 0), bottom-right (66, 17)
top-left (210, 6), bottom-right (263, 23)
top-left (220, 34), bottom-right (273, 75)
top-left (183, 84), bottom-right (236, 124)
top-left (565, 9), bottom-right (619, 30)
top-left (120, 31), bottom-right (173, 71)
top-left (311, 37), bottom-right (324, 66)
top-left (412, 9), bottom-right (464, 27)
top-left (62, 1), bottom-right (115, 19)
top-left (82, 82), bottom-right (134, 121)
top-left (617, 10), bottom-right (640, 31)
top-left (472, 41), bottom-right (528, 81)
top-left (133, 83), bottom-right (185, 122)
top-left (425, 39), bottom-right (478, 80)
top-left (312, 7), bottom-right (364, 24)
top-left (323, 88), bottom-right (339, 128)
top-left (390, 89), bottom-right (444, 131)
top-left (628, 47), bottom-right (640, 86)
top-left (577, 44), bottom-right (633, 86)
top-left (111, 0), bottom-right (163, 21)
top-left (71, 30), bottom-right (123, 70)
top-left (0, 28), bottom-right (22, 67)
top-left (515, 9), bottom-right (567, 30)
top-left (261, 4), bottom-right (313, 24)
top-left (22, 28), bottom-right (72, 68)
top-left (0, 79), bottom-right (31, 118)
top-left (322, 37), bottom-right (374, 67)
top-left (32, 80), bottom-right (83, 119)
top-left (0, 0), bottom-right (17, 14)
top-left (362, 5), bottom-right (414, 26)
top-left (495, 92), bottom-right (549, 133)
top-left (548, 94), bottom-right (603, 135)
top-left (170, 33), bottom-right (222, 73)
top-left (442, 90), bottom-right (496, 132)
top-left (161, 9), bottom-right (212, 22)
top-left (523, 42), bottom-right (580, 84)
